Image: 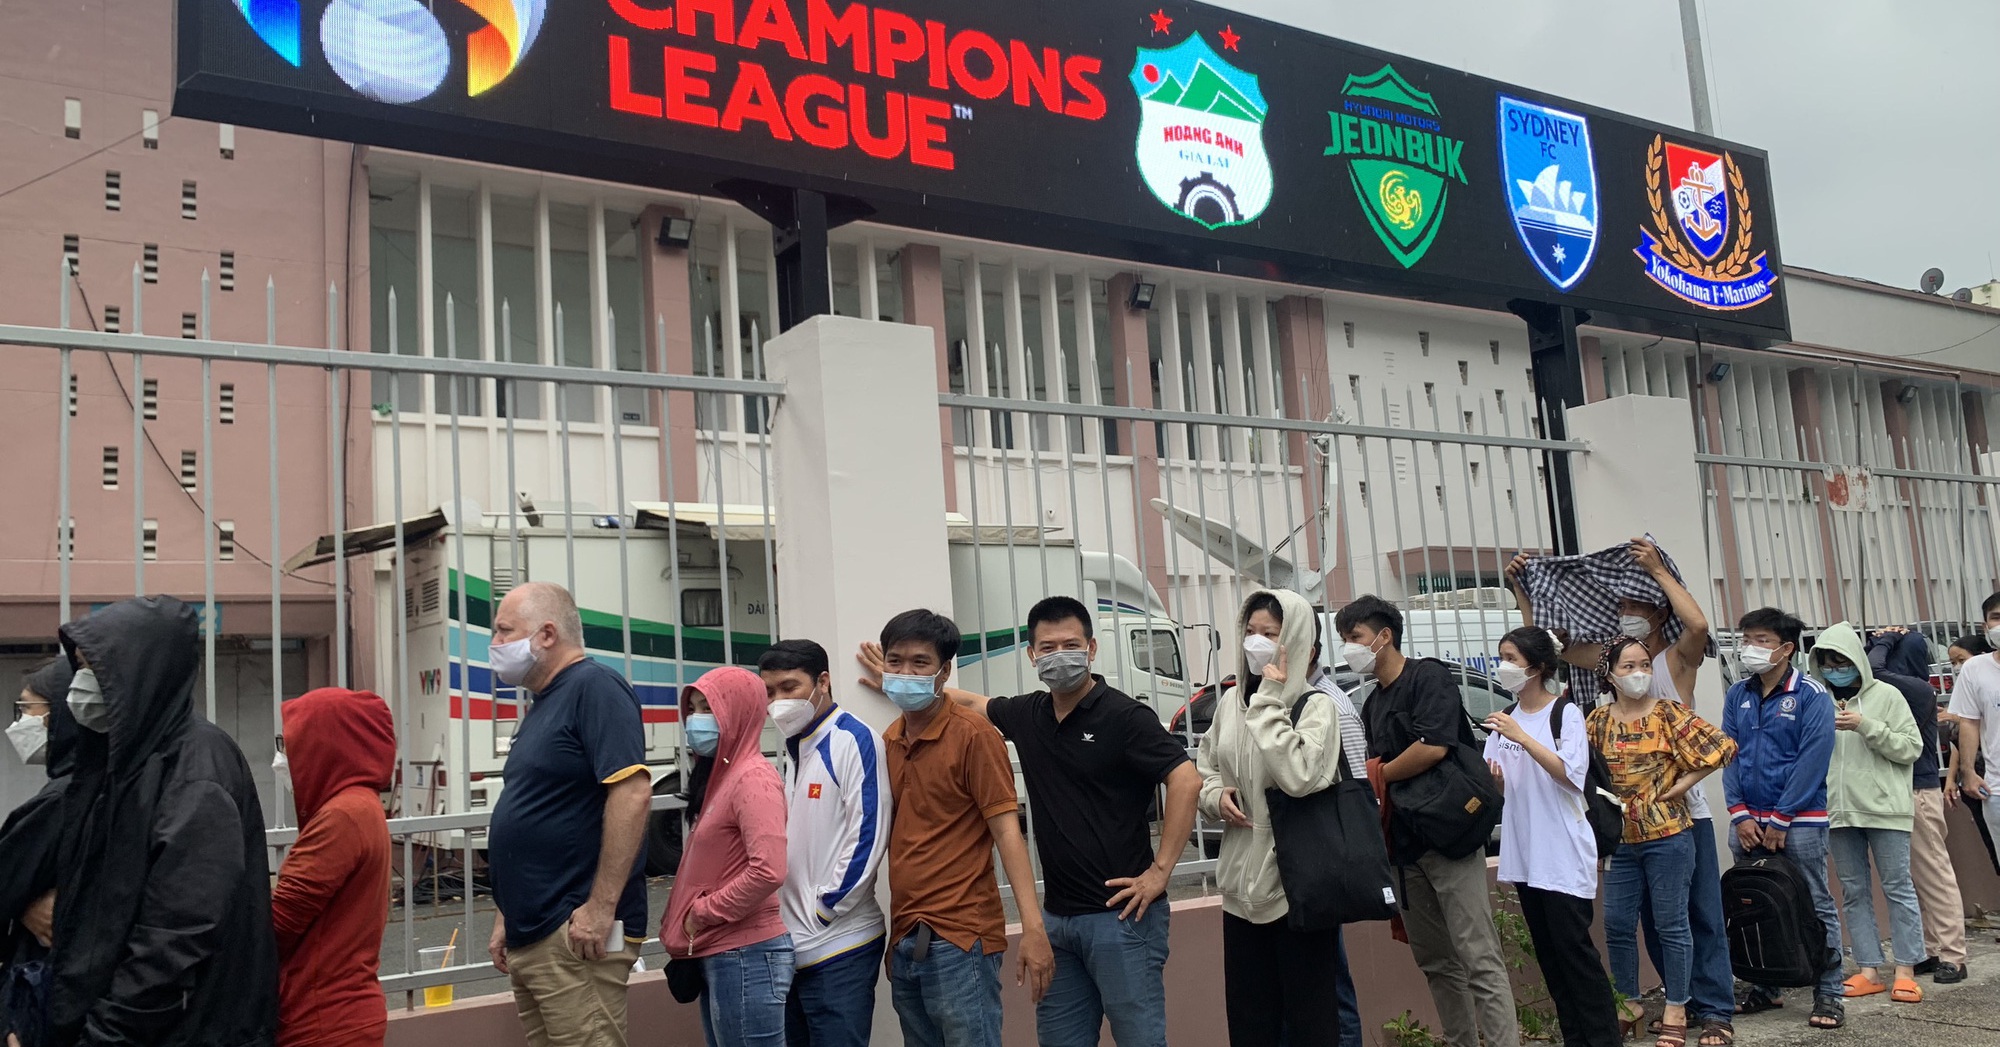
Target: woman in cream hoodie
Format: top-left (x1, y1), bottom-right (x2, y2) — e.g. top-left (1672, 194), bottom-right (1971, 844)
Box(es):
top-left (1197, 588), bottom-right (1347, 1047)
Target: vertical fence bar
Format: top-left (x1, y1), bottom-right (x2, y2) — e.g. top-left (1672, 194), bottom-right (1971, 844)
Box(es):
top-left (330, 293), bottom-right (348, 688)
top-left (268, 360), bottom-right (286, 826)
top-left (446, 323), bottom-right (476, 947)
top-left (388, 325), bottom-right (416, 985)
top-left (611, 313), bottom-right (636, 683)
top-left (58, 344), bottom-right (72, 624)
top-left (712, 377), bottom-right (736, 667)
top-left (202, 354), bottom-right (217, 721)
top-left (132, 350), bottom-right (145, 596)
top-left (556, 306), bottom-right (578, 595)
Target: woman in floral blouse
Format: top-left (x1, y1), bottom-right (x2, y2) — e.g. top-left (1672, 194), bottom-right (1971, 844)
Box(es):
top-left (1587, 636), bottom-right (1737, 1047)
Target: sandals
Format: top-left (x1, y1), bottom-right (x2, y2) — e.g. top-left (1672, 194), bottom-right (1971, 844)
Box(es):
top-left (1735, 987), bottom-right (1783, 1015)
top-left (1654, 1023), bottom-right (1687, 1047)
top-left (1698, 1020), bottom-right (1735, 1047)
top-left (1891, 977), bottom-right (1924, 1003)
top-left (1809, 995), bottom-right (1845, 1029)
top-left (1842, 973), bottom-right (1888, 998)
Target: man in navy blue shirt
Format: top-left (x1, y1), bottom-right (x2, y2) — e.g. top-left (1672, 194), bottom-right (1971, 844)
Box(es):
top-left (485, 582), bottom-right (652, 1047)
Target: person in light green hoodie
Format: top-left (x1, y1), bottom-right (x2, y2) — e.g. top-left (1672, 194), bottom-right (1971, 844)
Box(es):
top-left (1812, 622), bottom-right (1925, 1003)
top-left (1196, 588), bottom-right (1346, 1047)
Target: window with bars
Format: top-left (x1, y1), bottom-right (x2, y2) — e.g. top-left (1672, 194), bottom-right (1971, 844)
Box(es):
top-left (142, 520), bottom-right (158, 560)
top-left (1419, 331), bottom-right (1431, 356)
top-left (64, 98), bottom-right (81, 138)
top-left (181, 181), bottom-right (197, 219)
top-left (181, 313), bottom-right (197, 339)
top-left (55, 519), bottom-right (75, 559)
top-left (1490, 340), bottom-right (1501, 365)
top-left (1424, 381), bottom-right (1435, 408)
top-left (1343, 321), bottom-right (1356, 348)
top-left (105, 171), bottom-right (121, 211)
top-left (101, 447), bottom-right (118, 488)
top-left (219, 251), bottom-right (235, 291)
top-left (219, 124), bottom-right (235, 160)
top-left (143, 244), bottom-right (158, 283)
top-left (141, 110), bottom-right (159, 149)
top-left (103, 305), bottom-right (120, 333)
top-left (1459, 360), bottom-right (1470, 385)
top-left (63, 234), bottom-right (78, 275)
top-left (180, 450), bottom-right (197, 491)
top-left (68, 375), bottom-right (78, 416)
top-left (219, 383), bottom-right (234, 423)
top-left (217, 521), bottom-right (235, 561)
top-left (142, 378), bottom-right (158, 419)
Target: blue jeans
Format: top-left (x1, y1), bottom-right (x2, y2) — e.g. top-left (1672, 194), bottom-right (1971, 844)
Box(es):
top-left (1731, 823), bottom-right (1846, 997)
top-left (701, 933), bottom-right (796, 1047)
top-left (890, 930), bottom-right (1003, 1047)
top-left (1037, 906), bottom-right (1169, 1047)
top-left (1829, 827), bottom-right (1924, 969)
top-left (785, 936), bottom-right (884, 1047)
top-left (1606, 831), bottom-right (1696, 1005)
top-left (1642, 819), bottom-right (1736, 1022)
top-left (1332, 929), bottom-right (1362, 1047)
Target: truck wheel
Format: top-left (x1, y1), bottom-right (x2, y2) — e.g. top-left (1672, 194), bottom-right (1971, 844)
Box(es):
top-left (645, 771), bottom-right (685, 878)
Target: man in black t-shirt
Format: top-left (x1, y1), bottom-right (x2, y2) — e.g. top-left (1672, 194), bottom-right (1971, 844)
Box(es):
top-left (926, 595), bottom-right (1199, 1047)
top-left (1338, 595), bottom-right (1518, 1047)
top-left (484, 582), bottom-right (652, 1047)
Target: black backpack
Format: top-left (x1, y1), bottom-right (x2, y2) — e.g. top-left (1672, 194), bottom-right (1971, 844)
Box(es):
top-left (1503, 697), bottom-right (1623, 860)
top-left (1721, 854), bottom-right (1837, 987)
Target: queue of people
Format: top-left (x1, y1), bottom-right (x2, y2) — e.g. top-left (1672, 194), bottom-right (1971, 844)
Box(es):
top-left (7, 562), bottom-right (2000, 1047)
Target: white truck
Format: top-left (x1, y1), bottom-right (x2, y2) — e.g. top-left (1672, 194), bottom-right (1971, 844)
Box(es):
top-left (291, 503), bottom-right (1191, 873)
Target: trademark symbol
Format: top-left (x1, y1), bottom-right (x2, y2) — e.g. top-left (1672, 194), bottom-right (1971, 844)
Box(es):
top-left (953, 104), bottom-right (974, 120)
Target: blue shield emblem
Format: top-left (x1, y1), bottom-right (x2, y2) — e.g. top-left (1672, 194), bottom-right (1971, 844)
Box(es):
top-left (1498, 97), bottom-right (1598, 290)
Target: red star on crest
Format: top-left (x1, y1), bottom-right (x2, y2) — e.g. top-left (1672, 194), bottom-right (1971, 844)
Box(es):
top-left (1218, 24), bottom-right (1242, 50)
top-left (1149, 8), bottom-right (1173, 34)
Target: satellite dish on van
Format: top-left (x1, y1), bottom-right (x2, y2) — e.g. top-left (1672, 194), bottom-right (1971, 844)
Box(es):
top-left (1920, 267), bottom-right (1945, 294)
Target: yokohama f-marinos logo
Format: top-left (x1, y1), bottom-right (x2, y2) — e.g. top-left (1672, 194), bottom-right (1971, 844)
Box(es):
top-left (1634, 135), bottom-right (1778, 310)
top-left (1130, 33), bottom-right (1273, 230)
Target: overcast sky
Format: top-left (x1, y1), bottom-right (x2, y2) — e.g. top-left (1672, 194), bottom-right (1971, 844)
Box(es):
top-left (1219, 0), bottom-right (2000, 295)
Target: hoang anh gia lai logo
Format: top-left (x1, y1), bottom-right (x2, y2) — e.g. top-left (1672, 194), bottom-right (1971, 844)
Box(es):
top-left (1634, 135), bottom-right (1778, 310)
top-left (230, 0), bottom-right (545, 105)
top-left (1130, 32), bottom-right (1273, 230)
top-left (1325, 65), bottom-right (1467, 269)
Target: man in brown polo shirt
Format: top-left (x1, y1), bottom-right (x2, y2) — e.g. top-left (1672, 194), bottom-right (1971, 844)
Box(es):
top-left (869, 608), bottom-right (1052, 1047)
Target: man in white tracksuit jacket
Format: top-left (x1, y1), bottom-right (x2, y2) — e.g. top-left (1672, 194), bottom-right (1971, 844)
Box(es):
top-left (760, 640), bottom-right (893, 1046)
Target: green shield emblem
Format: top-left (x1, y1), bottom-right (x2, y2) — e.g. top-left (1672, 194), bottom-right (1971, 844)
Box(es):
top-left (1325, 66), bottom-right (1467, 269)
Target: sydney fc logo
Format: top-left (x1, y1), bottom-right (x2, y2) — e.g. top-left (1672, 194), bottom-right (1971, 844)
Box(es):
top-left (1634, 135), bottom-right (1778, 310)
top-left (1498, 97), bottom-right (1598, 291)
top-left (1325, 66), bottom-right (1467, 269)
top-left (1130, 33), bottom-right (1274, 230)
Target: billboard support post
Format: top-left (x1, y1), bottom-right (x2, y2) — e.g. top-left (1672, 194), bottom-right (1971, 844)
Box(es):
top-left (1514, 300), bottom-right (1589, 555)
top-left (717, 181), bottom-right (875, 332)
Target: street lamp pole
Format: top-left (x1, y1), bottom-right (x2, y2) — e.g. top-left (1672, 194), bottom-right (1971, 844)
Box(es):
top-left (1677, 0), bottom-right (1717, 135)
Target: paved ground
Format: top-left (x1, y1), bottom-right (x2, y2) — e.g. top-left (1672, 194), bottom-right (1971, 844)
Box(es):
top-left (1720, 909), bottom-right (2000, 1047)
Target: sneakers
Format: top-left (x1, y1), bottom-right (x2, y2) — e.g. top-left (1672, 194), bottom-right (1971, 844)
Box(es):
top-left (1933, 962), bottom-right (1968, 984)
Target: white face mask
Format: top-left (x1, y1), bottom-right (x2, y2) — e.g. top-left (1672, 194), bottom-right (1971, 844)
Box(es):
top-left (1613, 671), bottom-right (1653, 699)
top-left (68, 668), bottom-right (109, 733)
top-left (1618, 615), bottom-right (1655, 641)
top-left (770, 690), bottom-right (820, 737)
top-left (1494, 662), bottom-right (1533, 695)
top-left (1242, 634), bottom-right (1279, 676)
top-left (1342, 637), bottom-right (1382, 676)
top-left (1986, 625), bottom-right (2000, 651)
top-left (272, 749), bottom-right (292, 793)
top-left (489, 636), bottom-right (540, 687)
top-left (1739, 644), bottom-right (1782, 675)
top-left (7, 716), bottom-right (48, 766)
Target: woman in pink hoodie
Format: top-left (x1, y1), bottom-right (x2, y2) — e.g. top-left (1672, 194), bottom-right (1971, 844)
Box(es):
top-left (662, 665), bottom-right (791, 1046)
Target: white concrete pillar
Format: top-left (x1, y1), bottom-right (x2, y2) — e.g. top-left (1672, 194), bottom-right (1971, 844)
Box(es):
top-left (1566, 393), bottom-right (1727, 828)
top-left (766, 314), bottom-right (949, 1046)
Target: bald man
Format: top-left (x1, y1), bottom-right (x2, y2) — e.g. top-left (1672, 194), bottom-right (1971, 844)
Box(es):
top-left (484, 583), bottom-right (653, 1047)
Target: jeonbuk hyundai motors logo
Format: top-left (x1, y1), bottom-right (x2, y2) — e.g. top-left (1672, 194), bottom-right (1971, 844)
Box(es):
top-left (231, 0), bottom-right (546, 104)
top-left (1129, 30), bottom-right (1273, 230)
top-left (1325, 65), bottom-right (1467, 270)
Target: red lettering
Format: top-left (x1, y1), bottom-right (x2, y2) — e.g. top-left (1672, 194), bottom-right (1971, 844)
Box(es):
top-left (608, 36), bottom-right (663, 117)
top-left (925, 20), bottom-right (949, 90)
top-left (806, 0), bottom-right (869, 73)
top-left (721, 60), bottom-right (794, 140)
top-left (906, 95), bottom-right (954, 170)
top-left (848, 83), bottom-right (907, 160)
top-left (607, 0), bottom-right (674, 32)
top-left (785, 73), bottom-right (849, 150)
top-left (872, 10), bottom-right (924, 80)
top-left (1008, 41), bottom-right (1061, 112)
top-left (663, 46), bottom-right (720, 128)
top-left (737, 0), bottom-right (806, 60)
top-left (677, 0), bottom-right (736, 44)
top-left (1063, 55), bottom-right (1105, 120)
top-left (946, 30), bottom-right (1007, 100)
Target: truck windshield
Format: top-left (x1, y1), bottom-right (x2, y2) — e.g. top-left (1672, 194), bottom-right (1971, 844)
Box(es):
top-left (1129, 629), bottom-right (1184, 681)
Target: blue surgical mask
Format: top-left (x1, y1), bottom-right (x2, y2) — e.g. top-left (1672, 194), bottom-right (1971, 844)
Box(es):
top-left (1823, 666), bottom-right (1860, 688)
top-left (883, 672), bottom-right (941, 712)
top-left (685, 712), bottom-right (720, 757)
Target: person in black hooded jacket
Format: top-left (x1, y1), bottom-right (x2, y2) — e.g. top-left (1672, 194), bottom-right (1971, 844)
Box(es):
top-left (47, 596), bottom-right (278, 1047)
top-left (1867, 627), bottom-right (1968, 983)
top-left (4, 657), bottom-right (78, 1047)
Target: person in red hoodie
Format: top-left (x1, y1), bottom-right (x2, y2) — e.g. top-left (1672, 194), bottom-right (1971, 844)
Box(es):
top-left (271, 687), bottom-right (395, 1047)
top-left (661, 666), bottom-right (790, 1047)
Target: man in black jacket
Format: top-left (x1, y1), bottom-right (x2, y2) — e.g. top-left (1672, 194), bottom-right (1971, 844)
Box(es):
top-left (4, 657), bottom-right (77, 1047)
top-left (47, 597), bottom-right (278, 1047)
